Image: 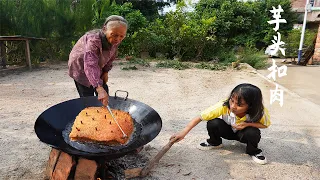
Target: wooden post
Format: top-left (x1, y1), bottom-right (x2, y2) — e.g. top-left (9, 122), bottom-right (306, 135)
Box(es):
top-left (0, 41), bottom-right (7, 69)
top-left (25, 39), bottom-right (31, 70)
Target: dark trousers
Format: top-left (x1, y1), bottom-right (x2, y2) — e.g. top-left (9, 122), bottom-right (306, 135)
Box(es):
top-left (74, 80), bottom-right (109, 97)
top-left (206, 118), bottom-right (262, 155)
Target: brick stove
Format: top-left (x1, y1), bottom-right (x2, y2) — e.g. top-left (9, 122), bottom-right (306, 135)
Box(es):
top-left (45, 147), bottom-right (146, 180)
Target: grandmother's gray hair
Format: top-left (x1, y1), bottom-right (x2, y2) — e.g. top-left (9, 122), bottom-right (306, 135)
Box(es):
top-left (103, 15), bottom-right (128, 29)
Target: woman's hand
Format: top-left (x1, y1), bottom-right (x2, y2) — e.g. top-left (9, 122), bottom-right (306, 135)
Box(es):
top-left (101, 72), bottom-right (108, 84)
top-left (96, 86), bottom-right (109, 106)
top-left (170, 131), bottom-right (187, 143)
top-left (232, 122), bottom-right (248, 130)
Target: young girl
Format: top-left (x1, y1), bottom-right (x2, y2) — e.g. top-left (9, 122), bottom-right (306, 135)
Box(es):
top-left (170, 83), bottom-right (271, 165)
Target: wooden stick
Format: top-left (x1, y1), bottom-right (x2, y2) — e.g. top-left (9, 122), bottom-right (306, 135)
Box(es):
top-left (140, 139), bottom-right (176, 177)
top-left (25, 40), bottom-right (31, 70)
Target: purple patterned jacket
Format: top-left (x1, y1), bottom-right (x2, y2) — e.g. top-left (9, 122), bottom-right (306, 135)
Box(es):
top-left (68, 30), bottom-right (118, 88)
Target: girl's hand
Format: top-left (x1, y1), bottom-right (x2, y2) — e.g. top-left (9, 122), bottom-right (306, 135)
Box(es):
top-left (232, 122), bottom-right (248, 130)
top-left (170, 117), bottom-right (201, 143)
top-left (170, 132), bottom-right (187, 143)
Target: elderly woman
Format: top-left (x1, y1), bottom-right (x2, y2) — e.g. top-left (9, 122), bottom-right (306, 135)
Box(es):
top-left (68, 15), bottom-right (127, 106)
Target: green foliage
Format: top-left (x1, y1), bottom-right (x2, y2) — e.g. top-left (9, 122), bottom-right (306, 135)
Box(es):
top-left (194, 62), bottom-right (227, 70)
top-left (216, 50), bottom-right (237, 63)
top-left (263, 0), bottom-right (297, 43)
top-left (118, 57), bottom-right (150, 70)
top-left (126, 58), bottom-right (150, 67)
top-left (119, 58), bottom-right (150, 67)
top-left (133, 0), bottom-right (296, 62)
top-left (92, 0), bottom-right (111, 27)
top-left (156, 60), bottom-right (192, 70)
top-left (1, 0), bottom-right (299, 67)
top-left (1, 0), bottom-right (95, 63)
top-left (195, 0), bottom-right (296, 48)
top-left (131, 26), bottom-right (169, 57)
top-left (238, 47), bottom-right (268, 69)
top-left (115, 0), bottom-right (175, 20)
top-left (1, 0), bottom-right (51, 37)
top-left (282, 29), bottom-right (317, 57)
top-left (138, 2), bottom-right (219, 61)
top-left (196, 0), bottom-right (256, 46)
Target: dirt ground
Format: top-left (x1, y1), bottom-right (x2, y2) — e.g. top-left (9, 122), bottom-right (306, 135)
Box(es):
top-left (0, 61), bottom-right (319, 180)
top-left (258, 59), bottom-right (320, 105)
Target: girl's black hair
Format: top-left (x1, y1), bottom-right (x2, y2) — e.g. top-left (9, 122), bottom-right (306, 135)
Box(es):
top-left (223, 83), bottom-right (264, 122)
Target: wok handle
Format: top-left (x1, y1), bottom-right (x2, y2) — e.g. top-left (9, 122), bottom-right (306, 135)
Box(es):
top-left (114, 90), bottom-right (129, 100)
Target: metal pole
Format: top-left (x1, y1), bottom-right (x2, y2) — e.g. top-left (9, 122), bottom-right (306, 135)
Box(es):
top-left (298, 0), bottom-right (310, 64)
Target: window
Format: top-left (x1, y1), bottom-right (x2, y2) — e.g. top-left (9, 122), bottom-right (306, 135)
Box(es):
top-left (310, 0), bottom-right (315, 7)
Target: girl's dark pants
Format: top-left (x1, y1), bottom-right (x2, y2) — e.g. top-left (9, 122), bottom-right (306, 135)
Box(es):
top-left (74, 80), bottom-right (109, 97)
top-left (206, 118), bottom-right (262, 155)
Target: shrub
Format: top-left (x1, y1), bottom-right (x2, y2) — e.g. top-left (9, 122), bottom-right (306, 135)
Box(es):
top-left (238, 47), bottom-right (268, 69)
top-left (282, 29), bottom-right (317, 58)
top-left (195, 62), bottom-right (227, 70)
top-left (126, 58), bottom-right (150, 67)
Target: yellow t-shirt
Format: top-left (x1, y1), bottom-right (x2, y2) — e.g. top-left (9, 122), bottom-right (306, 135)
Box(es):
top-left (200, 100), bottom-right (271, 127)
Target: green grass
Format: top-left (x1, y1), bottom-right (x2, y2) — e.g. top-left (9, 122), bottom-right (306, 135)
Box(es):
top-left (155, 60), bottom-right (192, 70)
top-left (119, 58), bottom-right (150, 70)
top-left (238, 48), bottom-right (268, 69)
top-left (120, 58), bottom-right (230, 71)
top-left (126, 58), bottom-right (150, 67)
top-left (194, 62), bottom-right (227, 70)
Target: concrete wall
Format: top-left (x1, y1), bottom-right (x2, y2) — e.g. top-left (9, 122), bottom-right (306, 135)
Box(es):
top-left (292, 0), bottom-right (320, 9)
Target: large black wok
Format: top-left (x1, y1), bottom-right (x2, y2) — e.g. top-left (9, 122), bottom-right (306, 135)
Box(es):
top-left (34, 91), bottom-right (162, 159)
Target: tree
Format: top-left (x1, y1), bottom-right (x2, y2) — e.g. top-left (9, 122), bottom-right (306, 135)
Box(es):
top-left (282, 29), bottom-right (317, 58)
top-left (194, 0), bottom-right (296, 49)
top-left (250, 0), bottom-right (297, 48)
top-left (115, 0), bottom-right (177, 20)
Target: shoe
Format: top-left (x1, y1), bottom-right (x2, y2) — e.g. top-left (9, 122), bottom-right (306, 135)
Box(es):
top-left (196, 141), bottom-right (223, 150)
top-left (251, 152), bottom-right (267, 165)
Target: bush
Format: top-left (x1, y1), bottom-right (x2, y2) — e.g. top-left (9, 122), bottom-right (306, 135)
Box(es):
top-left (195, 62), bottom-right (227, 70)
top-left (217, 50), bottom-right (237, 63)
top-left (238, 47), bottom-right (268, 69)
top-left (282, 29), bottom-right (317, 58)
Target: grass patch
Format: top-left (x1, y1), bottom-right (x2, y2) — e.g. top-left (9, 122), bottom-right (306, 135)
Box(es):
top-left (119, 58), bottom-right (150, 70)
top-left (119, 58), bottom-right (229, 71)
top-left (126, 58), bottom-right (150, 67)
top-left (238, 48), bottom-right (268, 69)
top-left (121, 66), bottom-right (138, 70)
top-left (194, 62), bottom-right (227, 70)
top-left (155, 60), bottom-right (192, 70)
